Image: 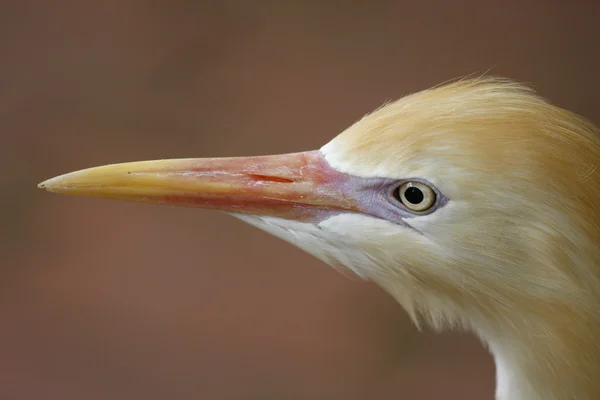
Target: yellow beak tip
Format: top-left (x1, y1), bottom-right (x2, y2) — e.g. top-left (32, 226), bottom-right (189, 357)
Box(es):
top-left (38, 176), bottom-right (64, 191)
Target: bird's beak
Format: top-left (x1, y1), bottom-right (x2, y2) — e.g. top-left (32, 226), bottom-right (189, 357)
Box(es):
top-left (37, 150), bottom-right (356, 221)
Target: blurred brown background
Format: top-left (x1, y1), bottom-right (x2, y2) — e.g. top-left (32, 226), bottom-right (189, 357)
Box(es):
top-left (2, 1), bottom-right (599, 399)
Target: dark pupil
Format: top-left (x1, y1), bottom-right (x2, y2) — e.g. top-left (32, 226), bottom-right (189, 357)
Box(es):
top-left (404, 186), bottom-right (424, 204)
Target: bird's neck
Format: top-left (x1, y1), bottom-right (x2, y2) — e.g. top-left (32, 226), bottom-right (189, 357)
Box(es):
top-left (481, 315), bottom-right (600, 400)
top-left (383, 282), bottom-right (600, 400)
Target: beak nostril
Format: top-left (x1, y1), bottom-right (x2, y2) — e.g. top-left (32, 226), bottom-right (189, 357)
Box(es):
top-left (246, 174), bottom-right (295, 183)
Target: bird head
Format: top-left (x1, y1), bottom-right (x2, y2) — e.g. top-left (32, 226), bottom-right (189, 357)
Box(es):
top-left (39, 78), bottom-right (600, 398)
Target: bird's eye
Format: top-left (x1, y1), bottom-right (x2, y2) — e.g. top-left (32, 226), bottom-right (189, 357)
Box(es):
top-left (393, 181), bottom-right (436, 213)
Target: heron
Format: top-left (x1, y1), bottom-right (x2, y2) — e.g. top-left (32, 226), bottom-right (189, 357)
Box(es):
top-left (38, 77), bottom-right (600, 400)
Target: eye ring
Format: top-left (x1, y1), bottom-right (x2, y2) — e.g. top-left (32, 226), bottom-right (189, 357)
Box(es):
top-left (393, 181), bottom-right (436, 213)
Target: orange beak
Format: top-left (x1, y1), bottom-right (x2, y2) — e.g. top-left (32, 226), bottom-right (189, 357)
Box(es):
top-left (38, 151), bottom-right (359, 222)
